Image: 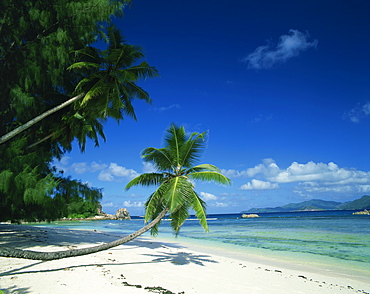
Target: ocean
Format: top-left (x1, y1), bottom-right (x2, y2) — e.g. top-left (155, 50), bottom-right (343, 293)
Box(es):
top-left (35, 210), bottom-right (370, 280)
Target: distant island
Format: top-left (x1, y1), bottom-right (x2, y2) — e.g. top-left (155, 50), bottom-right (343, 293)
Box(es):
top-left (242, 195), bottom-right (370, 213)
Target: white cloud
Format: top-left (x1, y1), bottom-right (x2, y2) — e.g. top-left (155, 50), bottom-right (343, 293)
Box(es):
top-left (242, 159), bottom-right (370, 196)
top-left (68, 161), bottom-right (107, 174)
top-left (90, 162), bottom-right (108, 172)
top-left (154, 104), bottom-right (181, 112)
top-left (102, 202), bottom-right (114, 207)
top-left (98, 163), bottom-right (139, 182)
top-left (200, 192), bottom-right (217, 201)
top-left (122, 201), bottom-right (145, 208)
top-left (214, 202), bottom-right (229, 207)
top-left (52, 156), bottom-right (70, 173)
top-left (344, 101), bottom-right (370, 123)
top-left (240, 179), bottom-right (279, 190)
top-left (221, 169), bottom-right (249, 178)
top-left (98, 170), bottom-right (114, 182)
top-left (142, 162), bottom-right (157, 173)
top-left (246, 158), bottom-right (280, 178)
top-left (244, 29), bottom-right (318, 69)
top-left (71, 162), bottom-right (88, 174)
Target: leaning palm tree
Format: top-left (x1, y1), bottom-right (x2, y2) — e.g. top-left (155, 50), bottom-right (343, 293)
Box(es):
top-left (0, 26), bottom-right (158, 147)
top-left (0, 124), bottom-right (231, 260)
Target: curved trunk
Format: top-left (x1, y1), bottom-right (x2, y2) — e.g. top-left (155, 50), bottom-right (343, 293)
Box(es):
top-left (0, 93), bottom-right (84, 145)
top-left (0, 208), bottom-right (168, 261)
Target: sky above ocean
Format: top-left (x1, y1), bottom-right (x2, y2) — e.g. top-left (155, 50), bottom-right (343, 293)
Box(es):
top-left (54, 0), bottom-right (370, 215)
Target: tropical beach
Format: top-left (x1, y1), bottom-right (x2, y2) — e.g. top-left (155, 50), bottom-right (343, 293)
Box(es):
top-left (1, 223), bottom-right (369, 294)
top-left (1, 1), bottom-right (370, 293)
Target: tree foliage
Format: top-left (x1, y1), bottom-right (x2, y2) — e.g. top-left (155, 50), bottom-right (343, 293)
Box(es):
top-left (126, 124), bottom-right (231, 235)
top-left (0, 0), bottom-right (157, 222)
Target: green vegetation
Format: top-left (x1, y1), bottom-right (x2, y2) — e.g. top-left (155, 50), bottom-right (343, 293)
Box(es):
top-left (125, 124), bottom-right (231, 235)
top-left (339, 195), bottom-right (370, 210)
top-left (0, 125), bottom-right (231, 260)
top-left (0, 0), bottom-right (157, 222)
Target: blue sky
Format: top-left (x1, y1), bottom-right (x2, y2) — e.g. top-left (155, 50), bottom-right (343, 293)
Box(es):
top-left (55, 0), bottom-right (370, 215)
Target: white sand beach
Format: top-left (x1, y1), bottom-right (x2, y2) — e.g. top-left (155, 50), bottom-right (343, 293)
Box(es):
top-left (0, 224), bottom-right (369, 294)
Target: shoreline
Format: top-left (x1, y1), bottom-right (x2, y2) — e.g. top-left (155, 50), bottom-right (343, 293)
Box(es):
top-left (1, 224), bottom-right (369, 294)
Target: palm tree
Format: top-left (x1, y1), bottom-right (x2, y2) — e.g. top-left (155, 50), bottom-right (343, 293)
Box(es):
top-left (0, 27), bottom-right (158, 147)
top-left (0, 124), bottom-right (231, 260)
top-left (125, 124), bottom-right (231, 235)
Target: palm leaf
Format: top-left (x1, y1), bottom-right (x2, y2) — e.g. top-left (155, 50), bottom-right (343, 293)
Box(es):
top-left (142, 147), bottom-right (173, 171)
top-left (180, 131), bottom-right (207, 168)
top-left (164, 177), bottom-right (193, 212)
top-left (125, 173), bottom-right (165, 190)
top-left (189, 190), bottom-right (209, 232)
top-left (144, 187), bottom-right (165, 221)
top-left (164, 124), bottom-right (185, 168)
top-left (67, 62), bottom-right (100, 71)
top-left (124, 62), bottom-right (159, 79)
top-left (187, 164), bottom-right (221, 173)
top-left (187, 171), bottom-right (231, 186)
top-left (170, 202), bottom-right (190, 236)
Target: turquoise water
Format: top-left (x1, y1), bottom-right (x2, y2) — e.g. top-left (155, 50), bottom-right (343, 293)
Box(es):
top-left (36, 210), bottom-right (370, 277)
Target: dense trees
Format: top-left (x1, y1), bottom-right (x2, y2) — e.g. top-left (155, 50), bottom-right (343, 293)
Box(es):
top-left (0, 0), bottom-right (157, 221)
top-left (0, 125), bottom-right (231, 260)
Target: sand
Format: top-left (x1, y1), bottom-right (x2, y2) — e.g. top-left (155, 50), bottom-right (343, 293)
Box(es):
top-left (0, 224), bottom-right (369, 294)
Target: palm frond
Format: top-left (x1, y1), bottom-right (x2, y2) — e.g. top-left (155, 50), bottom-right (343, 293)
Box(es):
top-left (125, 173), bottom-right (165, 190)
top-left (123, 82), bottom-right (152, 103)
top-left (81, 75), bottom-right (108, 105)
top-left (67, 62), bottom-right (100, 71)
top-left (187, 164), bottom-right (221, 173)
top-left (164, 124), bottom-right (185, 168)
top-left (144, 187), bottom-right (165, 220)
top-left (141, 147), bottom-right (173, 171)
top-left (189, 190), bottom-right (209, 232)
top-left (180, 131), bottom-right (207, 167)
top-left (187, 171), bottom-right (231, 186)
top-left (124, 62), bottom-right (159, 79)
top-left (107, 26), bottom-right (124, 52)
top-left (164, 177), bottom-right (193, 212)
top-left (170, 202), bottom-right (190, 236)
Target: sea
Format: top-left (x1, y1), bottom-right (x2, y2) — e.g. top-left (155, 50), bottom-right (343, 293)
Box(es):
top-left (34, 210), bottom-right (370, 281)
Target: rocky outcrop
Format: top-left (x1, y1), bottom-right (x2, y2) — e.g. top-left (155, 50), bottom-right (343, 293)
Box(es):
top-left (352, 209), bottom-right (369, 215)
top-left (241, 213), bottom-right (259, 218)
top-left (115, 208), bottom-right (131, 220)
top-left (56, 208), bottom-right (131, 221)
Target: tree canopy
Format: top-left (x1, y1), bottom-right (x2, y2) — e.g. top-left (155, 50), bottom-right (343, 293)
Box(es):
top-left (126, 124), bottom-right (231, 235)
top-left (0, 0), bottom-right (158, 221)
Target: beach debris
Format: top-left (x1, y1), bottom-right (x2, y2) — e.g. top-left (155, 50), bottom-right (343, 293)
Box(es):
top-left (144, 286), bottom-right (184, 294)
top-left (122, 281), bottom-right (142, 288)
top-left (298, 275), bottom-right (307, 279)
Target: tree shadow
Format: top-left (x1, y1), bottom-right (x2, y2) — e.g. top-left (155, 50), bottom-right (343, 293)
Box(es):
top-left (0, 224), bottom-right (185, 252)
top-left (0, 285), bottom-right (31, 294)
top-left (1, 249), bottom-right (218, 278)
top-left (142, 251), bottom-right (218, 266)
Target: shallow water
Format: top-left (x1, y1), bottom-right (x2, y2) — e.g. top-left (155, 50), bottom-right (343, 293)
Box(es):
top-left (35, 210), bottom-right (370, 279)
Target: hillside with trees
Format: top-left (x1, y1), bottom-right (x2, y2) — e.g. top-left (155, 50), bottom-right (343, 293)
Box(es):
top-left (244, 195), bottom-right (370, 213)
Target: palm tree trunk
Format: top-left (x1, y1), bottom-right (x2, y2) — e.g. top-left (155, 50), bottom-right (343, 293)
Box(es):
top-left (0, 93), bottom-right (84, 145)
top-left (26, 132), bottom-right (56, 149)
top-left (0, 208), bottom-right (168, 261)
